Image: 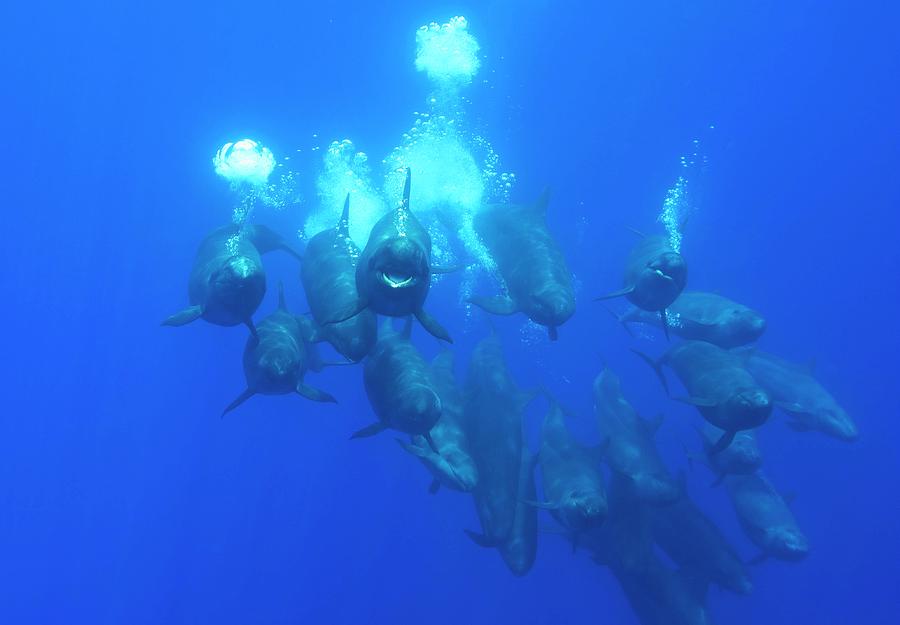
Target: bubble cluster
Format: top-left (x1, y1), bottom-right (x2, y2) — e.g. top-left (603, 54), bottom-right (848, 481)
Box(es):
top-left (659, 175), bottom-right (688, 253)
top-left (657, 136), bottom-right (710, 253)
top-left (383, 113), bottom-right (485, 217)
top-left (415, 16), bottom-right (481, 86)
top-left (306, 139), bottom-right (388, 247)
top-left (213, 139), bottom-right (276, 187)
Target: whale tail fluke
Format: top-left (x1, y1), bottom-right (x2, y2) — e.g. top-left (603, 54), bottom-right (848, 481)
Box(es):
top-left (631, 349), bottom-right (669, 396)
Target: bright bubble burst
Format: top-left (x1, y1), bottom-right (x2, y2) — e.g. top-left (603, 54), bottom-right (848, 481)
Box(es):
top-left (657, 136), bottom-right (709, 253)
top-left (213, 139), bottom-right (276, 188)
top-left (416, 16), bottom-right (481, 86)
top-left (384, 113), bottom-right (485, 217)
top-left (305, 139), bottom-right (387, 247)
top-left (659, 176), bottom-right (688, 253)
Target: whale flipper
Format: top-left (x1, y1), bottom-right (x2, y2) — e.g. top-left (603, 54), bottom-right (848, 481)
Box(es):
top-left (415, 308), bottom-right (453, 343)
top-left (296, 383), bottom-right (337, 403)
top-left (162, 305), bottom-right (203, 327)
top-left (351, 422), bottom-right (388, 439)
top-left (594, 286), bottom-right (635, 301)
top-left (323, 298), bottom-right (369, 325)
top-left (222, 388), bottom-right (256, 416)
top-left (468, 294), bottom-right (518, 316)
top-left (709, 430), bottom-right (736, 455)
top-left (247, 224), bottom-right (303, 261)
top-left (464, 530), bottom-right (502, 548)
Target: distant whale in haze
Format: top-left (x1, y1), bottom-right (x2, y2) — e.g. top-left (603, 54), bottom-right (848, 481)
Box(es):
top-left (326, 169), bottom-right (454, 343)
top-left (533, 397), bottom-right (608, 538)
top-left (469, 189), bottom-right (575, 340)
top-left (397, 350), bottom-right (479, 494)
top-left (463, 332), bottom-right (538, 576)
top-left (725, 472), bottom-right (809, 563)
top-left (740, 348), bottom-right (858, 441)
top-left (221, 282), bottom-right (337, 415)
top-left (301, 194), bottom-right (377, 362)
top-left (651, 476), bottom-right (753, 595)
top-left (692, 423), bottom-right (762, 486)
top-left (593, 368), bottom-right (679, 505)
top-left (634, 341), bottom-right (772, 454)
top-left (596, 233), bottom-right (687, 338)
top-left (613, 291), bottom-right (766, 348)
top-left (163, 223), bottom-right (302, 337)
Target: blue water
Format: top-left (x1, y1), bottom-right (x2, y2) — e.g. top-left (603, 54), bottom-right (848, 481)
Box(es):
top-left (2, 2), bottom-right (898, 624)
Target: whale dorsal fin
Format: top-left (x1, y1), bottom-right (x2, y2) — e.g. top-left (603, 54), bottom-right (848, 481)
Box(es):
top-left (337, 193), bottom-right (350, 236)
top-left (534, 187), bottom-right (551, 216)
top-left (399, 167), bottom-right (412, 213)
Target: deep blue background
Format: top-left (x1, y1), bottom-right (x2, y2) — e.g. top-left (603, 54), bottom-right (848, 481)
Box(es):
top-left (2, 1), bottom-right (898, 624)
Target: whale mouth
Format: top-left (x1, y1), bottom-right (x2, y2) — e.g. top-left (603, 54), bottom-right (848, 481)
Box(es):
top-left (379, 271), bottom-right (416, 289)
top-left (653, 268), bottom-right (674, 281)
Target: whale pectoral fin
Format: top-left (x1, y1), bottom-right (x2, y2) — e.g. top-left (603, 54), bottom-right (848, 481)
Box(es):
top-left (323, 298), bottom-right (368, 325)
top-left (415, 309), bottom-right (453, 343)
top-left (660, 309), bottom-right (671, 341)
top-left (422, 431), bottom-right (440, 453)
top-left (248, 224), bottom-right (303, 261)
top-left (395, 437), bottom-right (429, 458)
top-left (593, 286), bottom-right (634, 301)
top-left (464, 530), bottom-right (501, 548)
top-left (244, 319), bottom-right (258, 340)
top-left (786, 420), bottom-right (811, 432)
top-left (548, 326), bottom-right (559, 341)
top-left (322, 298), bottom-right (369, 326)
top-left (522, 499), bottom-right (559, 510)
top-left (221, 388), bottom-right (256, 417)
top-left (709, 430), bottom-right (736, 455)
top-left (673, 395), bottom-right (717, 407)
top-left (350, 422), bottom-right (387, 439)
top-left (296, 383), bottom-right (337, 403)
top-left (428, 478), bottom-right (441, 494)
top-left (162, 305), bottom-right (203, 327)
top-left (431, 264), bottom-right (462, 274)
top-left (317, 358), bottom-right (356, 368)
top-left (468, 294), bottom-right (518, 316)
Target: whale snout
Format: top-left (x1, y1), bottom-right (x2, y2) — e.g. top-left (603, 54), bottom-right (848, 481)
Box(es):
top-left (530, 289), bottom-right (575, 326)
top-left (651, 251), bottom-right (687, 286)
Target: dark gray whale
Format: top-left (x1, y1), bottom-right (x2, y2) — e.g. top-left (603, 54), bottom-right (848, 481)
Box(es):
top-left (596, 234), bottom-right (687, 338)
top-left (163, 223), bottom-right (301, 337)
top-left (469, 190), bottom-right (575, 340)
top-left (326, 169), bottom-right (453, 342)
top-left (397, 351), bottom-right (479, 494)
top-left (634, 340), bottom-right (772, 453)
top-left (221, 283), bottom-right (337, 415)
top-left (616, 291), bottom-right (765, 348)
top-left (355, 319), bottom-right (442, 442)
top-left (301, 194), bottom-right (377, 362)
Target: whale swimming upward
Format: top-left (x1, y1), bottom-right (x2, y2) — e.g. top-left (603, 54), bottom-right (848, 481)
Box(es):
top-left (325, 168), bottom-right (454, 343)
top-left (469, 189), bottom-right (576, 340)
